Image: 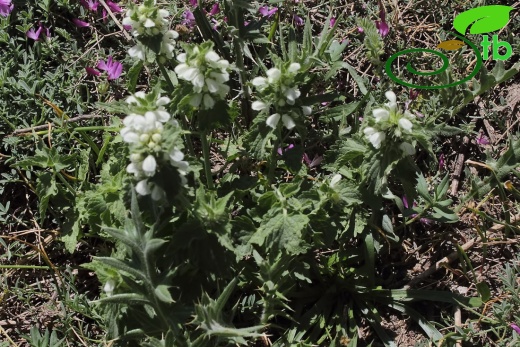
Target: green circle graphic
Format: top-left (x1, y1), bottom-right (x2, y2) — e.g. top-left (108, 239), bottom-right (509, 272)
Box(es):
top-left (385, 32), bottom-right (483, 89)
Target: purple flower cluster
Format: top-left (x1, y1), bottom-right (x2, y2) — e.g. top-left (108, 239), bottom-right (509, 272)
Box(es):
top-left (183, 1), bottom-right (221, 30)
top-left (77, 0), bottom-right (123, 26)
top-left (86, 56), bottom-right (123, 81)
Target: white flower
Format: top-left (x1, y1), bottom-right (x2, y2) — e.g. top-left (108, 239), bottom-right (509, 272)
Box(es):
top-left (128, 44), bottom-right (146, 61)
top-left (284, 87), bottom-right (301, 105)
top-left (266, 113), bottom-right (295, 129)
top-left (281, 114), bottom-right (295, 129)
top-left (266, 68), bottom-right (281, 83)
top-left (103, 279), bottom-right (116, 297)
top-left (364, 127), bottom-right (386, 149)
top-left (142, 155), bottom-right (157, 176)
top-left (384, 90), bottom-right (397, 113)
top-left (135, 179), bottom-right (151, 195)
top-left (398, 118), bottom-right (413, 133)
top-left (161, 30), bottom-right (179, 58)
top-left (252, 76), bottom-right (268, 88)
top-left (205, 51), bottom-right (220, 63)
top-left (301, 106), bottom-right (312, 116)
top-left (252, 100), bottom-right (268, 111)
top-left (372, 108), bottom-right (390, 123)
top-left (177, 53), bottom-right (187, 63)
top-left (399, 142), bottom-right (415, 155)
top-left (156, 96), bottom-right (170, 106)
top-left (266, 113), bottom-right (281, 129)
top-left (330, 174), bottom-right (342, 188)
top-left (169, 148), bottom-right (189, 175)
top-left (288, 63), bottom-right (301, 73)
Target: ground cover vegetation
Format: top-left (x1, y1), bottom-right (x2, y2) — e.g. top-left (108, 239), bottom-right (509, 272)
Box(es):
top-left (1, 0), bottom-right (520, 346)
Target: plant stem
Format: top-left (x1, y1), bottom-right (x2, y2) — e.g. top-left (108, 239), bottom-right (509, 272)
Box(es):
top-left (157, 61), bottom-right (195, 157)
top-left (267, 137), bottom-right (280, 185)
top-left (200, 130), bottom-right (214, 189)
top-left (232, 6), bottom-right (252, 126)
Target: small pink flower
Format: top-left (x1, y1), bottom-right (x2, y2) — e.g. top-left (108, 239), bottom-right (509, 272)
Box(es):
top-left (375, 1), bottom-right (389, 37)
top-left (439, 153), bottom-right (445, 171)
top-left (182, 10), bottom-right (196, 27)
top-left (189, 0), bottom-right (197, 6)
top-left (330, 17), bottom-right (336, 27)
top-left (259, 6), bottom-right (277, 18)
top-left (0, 0), bottom-right (14, 17)
top-left (72, 18), bottom-right (90, 28)
top-left (106, 0), bottom-right (122, 13)
top-left (26, 23), bottom-right (50, 41)
top-left (476, 134), bottom-right (490, 146)
top-left (97, 56), bottom-right (123, 80)
top-left (357, 27), bottom-right (364, 33)
top-left (303, 153), bottom-right (323, 168)
top-left (80, 0), bottom-right (99, 12)
top-left (209, 3), bottom-right (220, 16)
top-left (511, 323), bottom-right (520, 334)
top-left (85, 67), bottom-right (101, 76)
top-left (293, 14), bottom-right (304, 26)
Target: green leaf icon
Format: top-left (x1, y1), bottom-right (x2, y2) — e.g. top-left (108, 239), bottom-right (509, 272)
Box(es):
top-left (453, 5), bottom-right (514, 35)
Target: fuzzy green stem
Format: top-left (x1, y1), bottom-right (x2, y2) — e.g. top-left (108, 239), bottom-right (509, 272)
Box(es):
top-left (267, 135), bottom-right (280, 184)
top-left (232, 7), bottom-right (252, 126)
top-left (200, 130), bottom-right (214, 189)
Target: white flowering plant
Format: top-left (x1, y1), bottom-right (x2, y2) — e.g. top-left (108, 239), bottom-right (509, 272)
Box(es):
top-left (120, 88), bottom-right (189, 201)
top-left (7, 0), bottom-right (513, 346)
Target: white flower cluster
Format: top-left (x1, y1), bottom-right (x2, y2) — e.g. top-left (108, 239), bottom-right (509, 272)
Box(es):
top-left (251, 63), bottom-right (311, 130)
top-left (121, 91), bottom-right (189, 200)
top-left (174, 46), bottom-right (230, 109)
top-left (363, 90), bottom-right (416, 154)
top-left (123, 1), bottom-right (179, 60)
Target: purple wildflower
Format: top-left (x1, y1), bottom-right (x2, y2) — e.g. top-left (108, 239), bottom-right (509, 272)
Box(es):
top-left (106, 0), bottom-right (122, 13)
top-left (476, 133), bottom-right (490, 146)
top-left (97, 56), bottom-right (123, 80)
top-left (72, 18), bottom-right (90, 28)
top-left (259, 6), bottom-right (277, 18)
top-left (511, 324), bottom-right (520, 334)
top-left (209, 3), bottom-right (220, 16)
top-left (277, 144), bottom-right (295, 156)
top-left (0, 0), bottom-right (13, 17)
top-left (80, 0), bottom-right (99, 12)
top-left (26, 23), bottom-right (50, 41)
top-left (402, 196), bottom-right (431, 225)
top-left (357, 27), bottom-right (364, 33)
top-left (182, 10), bottom-right (196, 27)
top-left (439, 153), bottom-right (445, 171)
top-left (85, 67), bottom-right (101, 76)
top-left (189, 0), bottom-right (197, 6)
top-left (293, 14), bottom-right (304, 26)
top-left (330, 17), bottom-right (336, 27)
top-left (303, 153), bottom-right (323, 168)
top-left (375, 0), bottom-right (389, 37)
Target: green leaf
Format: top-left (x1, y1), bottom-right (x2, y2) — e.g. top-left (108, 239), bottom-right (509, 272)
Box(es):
top-left (154, 285), bottom-right (175, 303)
top-left (476, 281), bottom-right (491, 302)
top-left (250, 212), bottom-right (309, 254)
top-left (36, 172), bottom-right (58, 221)
top-left (416, 172), bottom-right (432, 203)
top-left (127, 60), bottom-right (144, 93)
top-left (453, 5), bottom-right (513, 35)
top-left (94, 257), bottom-right (147, 281)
